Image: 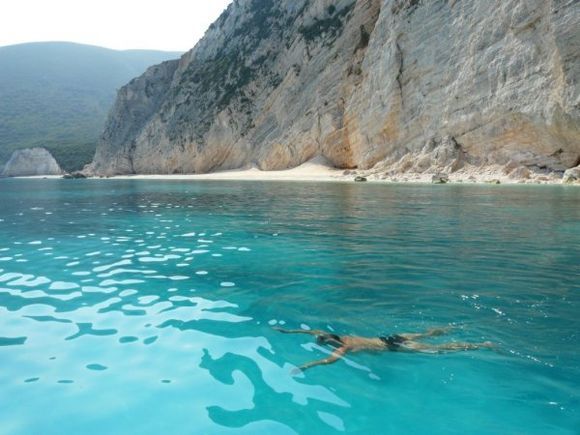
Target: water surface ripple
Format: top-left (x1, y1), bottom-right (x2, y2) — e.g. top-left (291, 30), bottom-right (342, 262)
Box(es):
top-left (0, 180), bottom-right (578, 434)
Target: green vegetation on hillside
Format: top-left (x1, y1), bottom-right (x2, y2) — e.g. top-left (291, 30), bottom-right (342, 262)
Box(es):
top-left (299, 3), bottom-right (354, 43)
top-left (0, 42), bottom-right (181, 172)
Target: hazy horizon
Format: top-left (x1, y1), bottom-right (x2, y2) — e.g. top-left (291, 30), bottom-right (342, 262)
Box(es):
top-left (0, 0), bottom-right (232, 52)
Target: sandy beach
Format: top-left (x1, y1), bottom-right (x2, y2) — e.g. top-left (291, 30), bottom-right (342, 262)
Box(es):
top-left (94, 156), bottom-right (575, 185)
top-left (10, 156), bottom-right (577, 185)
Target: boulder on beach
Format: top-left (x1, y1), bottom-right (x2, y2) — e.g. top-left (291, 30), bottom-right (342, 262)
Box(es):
top-left (432, 174), bottom-right (449, 184)
top-left (563, 166), bottom-right (580, 184)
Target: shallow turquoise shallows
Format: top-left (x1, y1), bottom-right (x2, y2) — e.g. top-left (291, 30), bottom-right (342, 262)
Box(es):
top-left (0, 179), bottom-right (578, 434)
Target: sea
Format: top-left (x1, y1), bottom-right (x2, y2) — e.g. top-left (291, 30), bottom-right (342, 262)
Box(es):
top-left (0, 179), bottom-right (578, 434)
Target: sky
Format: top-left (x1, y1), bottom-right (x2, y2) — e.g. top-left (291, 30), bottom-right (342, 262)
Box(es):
top-left (0, 0), bottom-right (233, 52)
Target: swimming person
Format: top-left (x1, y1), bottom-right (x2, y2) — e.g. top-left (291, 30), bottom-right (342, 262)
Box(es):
top-left (274, 326), bottom-right (493, 373)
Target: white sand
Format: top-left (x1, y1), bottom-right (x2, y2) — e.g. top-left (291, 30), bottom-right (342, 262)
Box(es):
top-left (111, 156), bottom-right (345, 182)
top-left (12, 156), bottom-right (574, 185)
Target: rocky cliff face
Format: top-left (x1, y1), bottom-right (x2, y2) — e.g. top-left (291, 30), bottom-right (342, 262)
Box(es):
top-left (2, 147), bottom-right (63, 177)
top-left (87, 0), bottom-right (579, 178)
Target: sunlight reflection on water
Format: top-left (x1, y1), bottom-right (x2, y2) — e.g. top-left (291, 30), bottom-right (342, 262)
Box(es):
top-left (0, 179), bottom-right (579, 434)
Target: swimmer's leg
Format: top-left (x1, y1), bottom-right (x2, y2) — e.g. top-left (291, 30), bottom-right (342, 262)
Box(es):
top-left (399, 326), bottom-right (453, 341)
top-left (403, 340), bottom-right (494, 353)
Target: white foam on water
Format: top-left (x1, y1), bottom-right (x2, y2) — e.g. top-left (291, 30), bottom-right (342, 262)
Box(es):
top-left (66, 261), bottom-right (80, 267)
top-left (72, 271), bottom-right (91, 276)
top-left (212, 254), bottom-right (223, 257)
top-left (223, 246), bottom-right (237, 250)
top-left (191, 250), bottom-right (209, 255)
top-left (171, 248), bottom-right (190, 253)
top-left (238, 247), bottom-right (251, 252)
top-left (138, 295), bottom-right (159, 304)
top-left (0, 272), bottom-right (22, 282)
top-left (268, 319), bottom-right (277, 326)
top-left (220, 282), bottom-right (236, 287)
top-left (169, 276), bottom-right (189, 281)
top-left (492, 307), bottom-right (506, 316)
top-left (100, 279), bottom-right (145, 286)
top-left (0, 257), bottom-right (13, 262)
top-left (7, 275), bottom-right (51, 287)
top-left (49, 281), bottom-right (80, 290)
top-left (28, 241), bottom-right (42, 245)
top-left (97, 268), bottom-right (157, 278)
top-left (300, 324), bottom-right (311, 330)
top-left (86, 251), bottom-right (101, 257)
top-left (138, 255), bottom-right (180, 263)
top-left (118, 289), bottom-right (138, 297)
top-left (0, 248), bottom-right (8, 252)
top-left (196, 271), bottom-right (208, 275)
top-left (317, 412), bottom-right (345, 432)
top-left (93, 259), bottom-right (132, 272)
top-left (168, 296), bottom-right (190, 302)
top-left (4, 288), bottom-right (81, 301)
top-left (177, 263), bottom-right (190, 267)
top-left (181, 232), bottom-right (196, 237)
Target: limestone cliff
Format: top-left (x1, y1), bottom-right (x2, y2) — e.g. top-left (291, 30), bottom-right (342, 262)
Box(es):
top-left (87, 0), bottom-right (579, 177)
top-left (1, 147), bottom-right (63, 177)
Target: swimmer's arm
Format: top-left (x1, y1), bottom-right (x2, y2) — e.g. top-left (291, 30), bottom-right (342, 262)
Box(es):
top-left (273, 327), bottom-right (327, 336)
top-left (293, 347), bottom-right (348, 374)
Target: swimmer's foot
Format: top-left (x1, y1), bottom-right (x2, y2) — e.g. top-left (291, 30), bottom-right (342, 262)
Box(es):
top-left (427, 326), bottom-right (453, 336)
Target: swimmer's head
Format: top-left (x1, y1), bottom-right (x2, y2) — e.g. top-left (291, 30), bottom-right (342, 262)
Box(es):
top-left (316, 334), bottom-right (343, 347)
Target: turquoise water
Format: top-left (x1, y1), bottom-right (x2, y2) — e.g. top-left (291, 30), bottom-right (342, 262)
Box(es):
top-left (0, 179), bottom-right (578, 434)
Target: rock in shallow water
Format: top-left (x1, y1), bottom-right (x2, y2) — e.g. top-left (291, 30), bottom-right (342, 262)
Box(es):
top-left (432, 174), bottom-right (449, 184)
top-left (563, 166), bottom-right (580, 184)
top-left (2, 148), bottom-right (62, 177)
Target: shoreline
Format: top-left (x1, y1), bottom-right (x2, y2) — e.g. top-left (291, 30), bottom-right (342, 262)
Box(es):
top-left (6, 158), bottom-right (578, 186)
